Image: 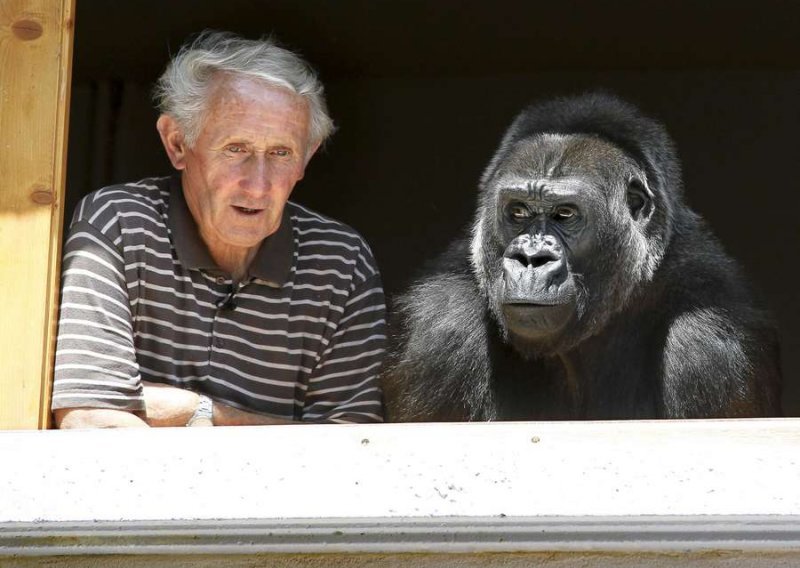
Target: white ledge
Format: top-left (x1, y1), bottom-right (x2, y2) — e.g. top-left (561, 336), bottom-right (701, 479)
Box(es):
top-left (3, 516), bottom-right (800, 556)
top-left (2, 419), bottom-right (800, 560)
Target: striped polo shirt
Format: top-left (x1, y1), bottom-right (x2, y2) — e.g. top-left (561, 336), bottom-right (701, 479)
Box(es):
top-left (52, 175), bottom-right (386, 423)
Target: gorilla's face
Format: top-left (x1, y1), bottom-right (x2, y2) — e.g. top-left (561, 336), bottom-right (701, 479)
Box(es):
top-left (472, 134), bottom-right (659, 355)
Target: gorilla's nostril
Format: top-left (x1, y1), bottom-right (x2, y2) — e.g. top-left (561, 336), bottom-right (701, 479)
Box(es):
top-left (509, 252), bottom-right (529, 267)
top-left (527, 252), bottom-right (559, 269)
top-left (508, 251), bottom-right (558, 268)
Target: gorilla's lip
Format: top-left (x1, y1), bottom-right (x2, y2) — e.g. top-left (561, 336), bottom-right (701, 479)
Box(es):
top-left (504, 301), bottom-right (571, 308)
top-left (502, 302), bottom-right (575, 336)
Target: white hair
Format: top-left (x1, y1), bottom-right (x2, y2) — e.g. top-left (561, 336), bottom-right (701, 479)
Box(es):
top-left (153, 30), bottom-right (335, 148)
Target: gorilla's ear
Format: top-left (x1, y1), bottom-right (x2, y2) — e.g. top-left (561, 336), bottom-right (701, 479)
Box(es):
top-left (627, 176), bottom-right (655, 221)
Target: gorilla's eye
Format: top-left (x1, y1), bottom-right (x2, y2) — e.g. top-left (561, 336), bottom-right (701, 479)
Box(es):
top-left (507, 203), bottom-right (531, 222)
top-left (627, 191), bottom-right (645, 212)
top-left (627, 178), bottom-right (650, 219)
top-left (553, 206), bottom-right (577, 221)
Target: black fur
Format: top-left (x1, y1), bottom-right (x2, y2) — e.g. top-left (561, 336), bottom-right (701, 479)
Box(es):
top-left (382, 93), bottom-right (782, 421)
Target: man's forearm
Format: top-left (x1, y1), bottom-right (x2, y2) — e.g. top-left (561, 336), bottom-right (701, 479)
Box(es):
top-left (53, 386), bottom-right (197, 428)
top-left (54, 408), bottom-right (149, 429)
top-left (141, 382), bottom-right (202, 426)
top-left (53, 385), bottom-right (202, 428)
top-left (211, 401), bottom-right (296, 425)
top-left (144, 382), bottom-right (298, 426)
top-left (54, 383), bottom-right (298, 428)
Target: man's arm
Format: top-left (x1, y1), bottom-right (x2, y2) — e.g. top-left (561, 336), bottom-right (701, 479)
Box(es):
top-left (302, 272), bottom-right (387, 423)
top-left (54, 408), bottom-right (148, 428)
top-left (141, 382), bottom-right (297, 426)
top-left (55, 382), bottom-right (297, 428)
top-left (51, 213), bottom-right (149, 423)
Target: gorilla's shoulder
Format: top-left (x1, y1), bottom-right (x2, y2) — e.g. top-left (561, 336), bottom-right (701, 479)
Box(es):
top-left (663, 214), bottom-right (765, 311)
top-left (384, 238), bottom-right (493, 421)
top-left (393, 237), bottom-right (487, 340)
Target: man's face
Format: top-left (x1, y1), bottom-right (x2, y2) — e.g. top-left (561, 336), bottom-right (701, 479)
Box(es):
top-left (164, 75), bottom-right (316, 256)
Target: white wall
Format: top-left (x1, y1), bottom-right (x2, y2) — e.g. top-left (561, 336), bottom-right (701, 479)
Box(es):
top-left (2, 420), bottom-right (800, 565)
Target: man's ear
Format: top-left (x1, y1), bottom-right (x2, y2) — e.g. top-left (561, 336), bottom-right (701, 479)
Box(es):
top-left (156, 114), bottom-right (188, 170)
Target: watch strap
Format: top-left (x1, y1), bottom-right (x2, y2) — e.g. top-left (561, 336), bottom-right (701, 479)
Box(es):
top-left (186, 393), bottom-right (213, 426)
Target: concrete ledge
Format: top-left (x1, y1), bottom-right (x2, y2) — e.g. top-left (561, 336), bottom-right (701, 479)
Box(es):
top-left (2, 419), bottom-right (800, 564)
top-left (3, 516), bottom-right (800, 556)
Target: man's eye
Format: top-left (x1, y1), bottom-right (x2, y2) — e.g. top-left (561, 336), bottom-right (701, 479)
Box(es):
top-left (508, 204), bottom-right (530, 221)
top-left (272, 149), bottom-right (291, 157)
top-left (225, 145), bottom-right (246, 154)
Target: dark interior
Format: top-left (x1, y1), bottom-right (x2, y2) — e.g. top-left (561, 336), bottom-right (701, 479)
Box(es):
top-left (67, 0), bottom-right (800, 414)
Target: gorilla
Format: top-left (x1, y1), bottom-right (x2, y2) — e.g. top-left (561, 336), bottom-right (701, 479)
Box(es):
top-left (382, 93), bottom-right (782, 421)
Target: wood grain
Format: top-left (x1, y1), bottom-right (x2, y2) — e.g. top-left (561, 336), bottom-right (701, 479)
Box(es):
top-left (0, 0), bottom-right (75, 429)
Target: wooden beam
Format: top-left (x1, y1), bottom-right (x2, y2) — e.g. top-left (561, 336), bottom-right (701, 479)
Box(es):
top-left (0, 0), bottom-right (75, 429)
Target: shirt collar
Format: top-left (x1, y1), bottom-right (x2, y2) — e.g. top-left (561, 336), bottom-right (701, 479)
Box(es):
top-left (167, 174), bottom-right (293, 287)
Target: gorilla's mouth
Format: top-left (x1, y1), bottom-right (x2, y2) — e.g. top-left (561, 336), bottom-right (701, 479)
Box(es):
top-left (502, 302), bottom-right (575, 338)
top-left (505, 301), bottom-right (569, 307)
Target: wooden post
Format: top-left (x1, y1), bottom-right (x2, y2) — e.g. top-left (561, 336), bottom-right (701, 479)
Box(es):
top-left (0, 0), bottom-right (75, 429)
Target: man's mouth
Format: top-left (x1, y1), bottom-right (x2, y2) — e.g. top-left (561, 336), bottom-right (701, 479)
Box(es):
top-left (233, 206), bottom-right (262, 215)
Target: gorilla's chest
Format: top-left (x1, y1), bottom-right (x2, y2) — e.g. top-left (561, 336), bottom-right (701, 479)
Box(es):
top-left (491, 332), bottom-right (661, 420)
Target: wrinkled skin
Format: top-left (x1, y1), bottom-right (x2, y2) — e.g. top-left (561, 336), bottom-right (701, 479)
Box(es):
top-left (382, 93), bottom-right (782, 421)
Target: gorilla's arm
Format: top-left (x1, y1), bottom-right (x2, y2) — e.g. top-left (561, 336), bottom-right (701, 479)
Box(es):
top-left (660, 307), bottom-right (782, 417)
top-left (383, 266), bottom-right (496, 422)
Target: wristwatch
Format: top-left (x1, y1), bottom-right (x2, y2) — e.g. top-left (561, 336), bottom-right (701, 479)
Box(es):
top-left (186, 394), bottom-right (213, 426)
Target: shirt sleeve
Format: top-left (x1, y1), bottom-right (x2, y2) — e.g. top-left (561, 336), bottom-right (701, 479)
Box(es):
top-left (51, 216), bottom-right (144, 412)
top-left (301, 265), bottom-right (387, 424)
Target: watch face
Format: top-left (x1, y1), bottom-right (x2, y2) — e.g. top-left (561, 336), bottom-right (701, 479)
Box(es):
top-left (188, 394), bottom-right (214, 426)
top-left (198, 395), bottom-right (213, 415)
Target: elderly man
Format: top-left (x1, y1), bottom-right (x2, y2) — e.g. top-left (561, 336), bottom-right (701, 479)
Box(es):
top-left (52, 31), bottom-right (386, 427)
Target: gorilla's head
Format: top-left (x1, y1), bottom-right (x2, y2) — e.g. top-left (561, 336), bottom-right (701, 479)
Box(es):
top-left (470, 93), bottom-right (682, 356)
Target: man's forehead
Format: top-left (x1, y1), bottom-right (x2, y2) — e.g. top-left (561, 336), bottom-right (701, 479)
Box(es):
top-left (207, 73), bottom-right (305, 110)
top-left (195, 73), bottom-right (312, 147)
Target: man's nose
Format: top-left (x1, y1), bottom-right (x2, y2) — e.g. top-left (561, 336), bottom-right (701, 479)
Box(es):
top-left (242, 156), bottom-right (273, 195)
